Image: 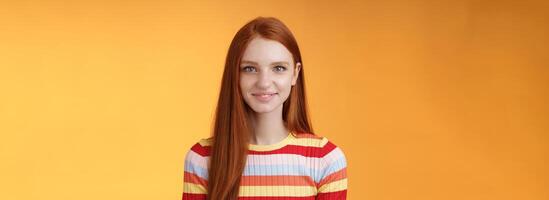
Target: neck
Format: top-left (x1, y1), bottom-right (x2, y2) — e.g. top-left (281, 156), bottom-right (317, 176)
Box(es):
top-left (249, 105), bottom-right (289, 145)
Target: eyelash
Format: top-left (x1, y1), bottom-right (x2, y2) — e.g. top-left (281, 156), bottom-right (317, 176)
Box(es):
top-left (242, 66), bottom-right (286, 72)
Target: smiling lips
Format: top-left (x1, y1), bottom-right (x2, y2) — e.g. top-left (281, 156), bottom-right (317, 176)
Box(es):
top-left (252, 92), bottom-right (277, 102)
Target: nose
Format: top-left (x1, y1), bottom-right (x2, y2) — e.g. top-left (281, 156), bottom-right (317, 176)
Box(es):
top-left (255, 70), bottom-right (272, 89)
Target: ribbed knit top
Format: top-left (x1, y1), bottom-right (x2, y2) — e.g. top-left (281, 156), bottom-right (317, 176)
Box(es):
top-left (182, 131), bottom-right (348, 199)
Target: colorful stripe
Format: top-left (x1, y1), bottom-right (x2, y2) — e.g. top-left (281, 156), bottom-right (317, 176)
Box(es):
top-left (182, 132), bottom-right (347, 199)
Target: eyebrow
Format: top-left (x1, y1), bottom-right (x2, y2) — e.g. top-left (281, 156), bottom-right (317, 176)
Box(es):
top-left (241, 60), bottom-right (290, 66)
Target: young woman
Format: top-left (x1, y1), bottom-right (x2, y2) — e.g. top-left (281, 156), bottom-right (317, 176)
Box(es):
top-left (182, 17), bottom-right (348, 200)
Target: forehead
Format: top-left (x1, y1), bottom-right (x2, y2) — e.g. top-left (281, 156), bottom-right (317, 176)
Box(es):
top-left (241, 37), bottom-right (294, 65)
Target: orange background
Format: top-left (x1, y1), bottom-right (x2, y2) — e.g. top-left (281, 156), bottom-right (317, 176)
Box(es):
top-left (1, 0), bottom-right (547, 199)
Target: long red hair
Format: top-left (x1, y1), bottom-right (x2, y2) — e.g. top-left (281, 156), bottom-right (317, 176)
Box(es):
top-left (207, 16), bottom-right (314, 200)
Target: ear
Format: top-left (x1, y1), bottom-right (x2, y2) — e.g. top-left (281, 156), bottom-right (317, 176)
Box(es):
top-left (292, 62), bottom-right (302, 86)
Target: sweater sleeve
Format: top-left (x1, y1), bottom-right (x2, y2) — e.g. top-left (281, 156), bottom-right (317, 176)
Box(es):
top-left (316, 140), bottom-right (348, 200)
top-left (182, 142), bottom-right (208, 200)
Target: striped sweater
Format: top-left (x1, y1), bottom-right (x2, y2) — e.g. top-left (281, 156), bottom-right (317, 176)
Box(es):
top-left (182, 131), bottom-right (348, 199)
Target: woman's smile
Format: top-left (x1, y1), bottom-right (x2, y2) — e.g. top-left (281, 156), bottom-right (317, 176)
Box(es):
top-left (252, 92), bottom-right (278, 102)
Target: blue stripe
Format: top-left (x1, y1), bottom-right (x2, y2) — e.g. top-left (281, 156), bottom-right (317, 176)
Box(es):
top-left (319, 157), bottom-right (347, 182)
top-left (243, 157), bottom-right (347, 183)
top-left (184, 154), bottom-right (348, 183)
top-left (184, 160), bottom-right (209, 179)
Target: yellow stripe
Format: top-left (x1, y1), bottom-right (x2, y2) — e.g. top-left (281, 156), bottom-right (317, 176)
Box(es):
top-left (318, 178), bottom-right (347, 192)
top-left (238, 185), bottom-right (317, 196)
top-left (183, 182), bottom-right (207, 194)
top-left (198, 138), bottom-right (212, 146)
top-left (292, 137), bottom-right (329, 148)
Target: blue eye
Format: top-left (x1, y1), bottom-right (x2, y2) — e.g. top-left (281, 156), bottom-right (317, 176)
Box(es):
top-left (274, 66), bottom-right (286, 72)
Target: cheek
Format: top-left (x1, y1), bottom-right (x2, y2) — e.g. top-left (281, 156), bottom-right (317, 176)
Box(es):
top-left (276, 76), bottom-right (293, 90)
top-left (239, 77), bottom-right (253, 91)
top-left (285, 74), bottom-right (295, 84)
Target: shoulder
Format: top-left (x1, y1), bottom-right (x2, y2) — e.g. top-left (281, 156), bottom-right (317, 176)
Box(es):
top-left (185, 137), bottom-right (213, 159)
top-left (183, 137), bottom-right (212, 179)
top-left (292, 132), bottom-right (346, 159)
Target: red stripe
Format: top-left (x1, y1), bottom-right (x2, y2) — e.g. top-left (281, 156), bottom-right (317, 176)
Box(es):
top-left (184, 171), bottom-right (208, 186)
top-left (249, 142), bottom-right (336, 157)
top-left (316, 190), bottom-right (347, 200)
top-left (192, 141), bottom-right (337, 158)
top-left (317, 168), bottom-right (347, 187)
top-left (241, 175), bottom-right (315, 186)
top-left (190, 142), bottom-right (209, 157)
top-left (182, 193), bottom-right (206, 200)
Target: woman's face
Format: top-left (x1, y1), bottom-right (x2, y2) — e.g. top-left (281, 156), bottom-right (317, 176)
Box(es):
top-left (239, 36), bottom-right (301, 114)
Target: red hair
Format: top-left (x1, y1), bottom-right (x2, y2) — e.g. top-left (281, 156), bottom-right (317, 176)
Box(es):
top-left (207, 16), bottom-right (314, 200)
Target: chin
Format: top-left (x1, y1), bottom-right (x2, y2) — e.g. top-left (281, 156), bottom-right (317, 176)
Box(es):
top-left (249, 105), bottom-right (276, 113)
top-left (248, 101), bottom-right (284, 113)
